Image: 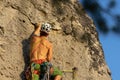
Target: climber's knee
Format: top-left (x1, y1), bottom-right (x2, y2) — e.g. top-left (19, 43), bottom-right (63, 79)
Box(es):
top-left (54, 75), bottom-right (62, 80)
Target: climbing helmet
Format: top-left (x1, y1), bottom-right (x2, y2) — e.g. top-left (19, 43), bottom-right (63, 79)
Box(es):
top-left (41, 23), bottom-right (51, 34)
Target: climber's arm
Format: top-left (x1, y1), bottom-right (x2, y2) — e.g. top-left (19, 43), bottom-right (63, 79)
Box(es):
top-left (33, 23), bottom-right (41, 36)
top-left (47, 44), bottom-right (53, 62)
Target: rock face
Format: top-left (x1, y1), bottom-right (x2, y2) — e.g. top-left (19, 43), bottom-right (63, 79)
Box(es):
top-left (0, 0), bottom-right (111, 80)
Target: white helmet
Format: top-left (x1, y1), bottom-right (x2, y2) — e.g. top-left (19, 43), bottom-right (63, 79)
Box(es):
top-left (41, 23), bottom-right (51, 34)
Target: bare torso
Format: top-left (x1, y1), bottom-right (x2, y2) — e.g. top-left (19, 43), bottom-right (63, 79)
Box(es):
top-left (30, 36), bottom-right (52, 62)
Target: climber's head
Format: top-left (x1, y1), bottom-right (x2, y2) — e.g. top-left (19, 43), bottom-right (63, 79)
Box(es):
top-left (40, 22), bottom-right (51, 36)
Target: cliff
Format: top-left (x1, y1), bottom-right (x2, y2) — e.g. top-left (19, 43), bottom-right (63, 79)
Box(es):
top-left (0, 0), bottom-right (111, 80)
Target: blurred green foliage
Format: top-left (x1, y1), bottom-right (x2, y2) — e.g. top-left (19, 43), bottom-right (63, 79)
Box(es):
top-left (81, 0), bottom-right (120, 34)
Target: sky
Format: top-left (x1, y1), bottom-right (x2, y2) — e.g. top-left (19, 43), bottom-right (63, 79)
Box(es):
top-left (99, 31), bottom-right (120, 80)
top-left (98, 0), bottom-right (120, 80)
top-left (80, 0), bottom-right (120, 80)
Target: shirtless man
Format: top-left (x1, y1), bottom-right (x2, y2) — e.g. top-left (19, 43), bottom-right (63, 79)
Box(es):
top-left (27, 23), bottom-right (62, 80)
top-left (30, 23), bottom-right (52, 63)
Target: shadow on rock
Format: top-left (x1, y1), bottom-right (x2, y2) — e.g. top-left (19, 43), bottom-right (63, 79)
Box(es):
top-left (20, 38), bottom-right (30, 80)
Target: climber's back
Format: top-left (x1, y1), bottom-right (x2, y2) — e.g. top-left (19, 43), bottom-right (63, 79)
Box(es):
top-left (30, 35), bottom-right (52, 62)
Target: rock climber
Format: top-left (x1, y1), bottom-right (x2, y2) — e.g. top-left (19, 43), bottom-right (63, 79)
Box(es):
top-left (25, 22), bottom-right (62, 80)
